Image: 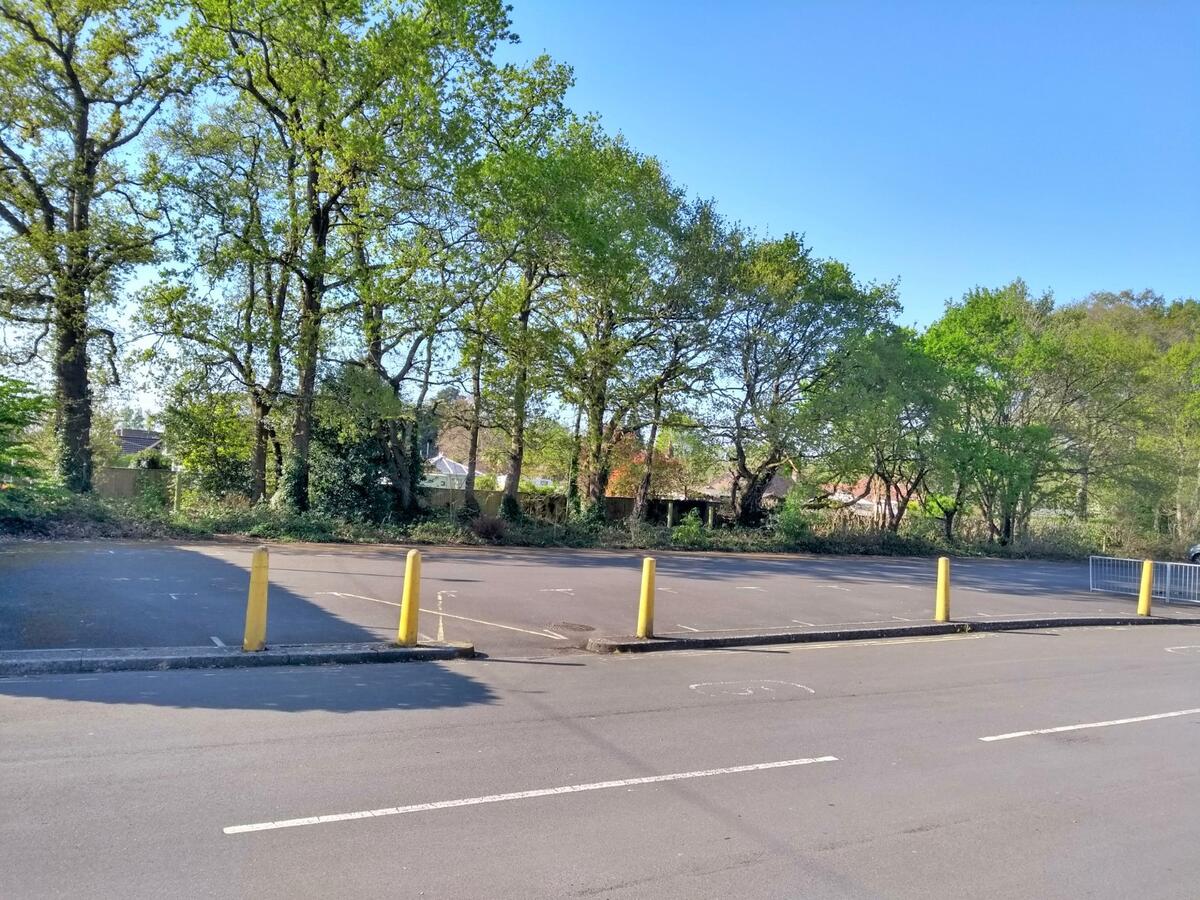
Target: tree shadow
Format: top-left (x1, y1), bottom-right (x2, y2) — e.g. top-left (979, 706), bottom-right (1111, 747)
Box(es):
top-left (0, 659), bottom-right (497, 713)
top-left (0, 543), bottom-right (385, 650)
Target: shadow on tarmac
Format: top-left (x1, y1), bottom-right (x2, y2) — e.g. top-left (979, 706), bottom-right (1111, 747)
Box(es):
top-left (0, 660), bottom-right (497, 713)
top-left (0, 543), bottom-right (383, 650)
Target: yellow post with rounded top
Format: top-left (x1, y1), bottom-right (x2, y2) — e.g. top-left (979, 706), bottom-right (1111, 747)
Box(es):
top-left (1137, 559), bottom-right (1153, 616)
top-left (242, 546), bottom-right (269, 651)
top-left (934, 556), bottom-right (950, 623)
top-left (637, 557), bottom-right (656, 638)
top-left (397, 549), bottom-right (421, 646)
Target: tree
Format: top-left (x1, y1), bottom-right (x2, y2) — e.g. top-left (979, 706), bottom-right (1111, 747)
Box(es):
top-left (0, 376), bottom-right (50, 503)
top-left (924, 281), bottom-right (1059, 544)
top-left (185, 0), bottom-right (513, 511)
top-left (708, 236), bottom-right (897, 526)
top-left (142, 104), bottom-right (295, 501)
top-left (815, 328), bottom-right (946, 532)
top-left (0, 0), bottom-right (185, 491)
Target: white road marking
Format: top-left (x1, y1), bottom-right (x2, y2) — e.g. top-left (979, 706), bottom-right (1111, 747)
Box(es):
top-left (1165, 646), bottom-right (1200, 654)
top-left (209, 636), bottom-right (226, 648)
top-left (689, 680), bottom-right (815, 697)
top-left (980, 707), bottom-right (1200, 742)
top-left (658, 588), bottom-right (679, 594)
top-left (891, 616), bottom-right (912, 622)
top-left (676, 624), bottom-right (700, 632)
top-left (792, 620), bottom-right (816, 627)
top-left (436, 593), bottom-right (446, 643)
top-left (223, 756), bottom-right (838, 835)
top-left (735, 586), bottom-right (765, 592)
top-left (316, 591), bottom-right (566, 640)
top-left (538, 588), bottom-right (575, 595)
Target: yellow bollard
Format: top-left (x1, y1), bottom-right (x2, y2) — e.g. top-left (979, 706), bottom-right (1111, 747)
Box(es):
top-left (242, 546), bottom-right (269, 651)
top-left (934, 556), bottom-right (950, 623)
top-left (637, 557), bottom-right (656, 638)
top-left (396, 549), bottom-right (421, 646)
top-left (1138, 559), bottom-right (1153, 616)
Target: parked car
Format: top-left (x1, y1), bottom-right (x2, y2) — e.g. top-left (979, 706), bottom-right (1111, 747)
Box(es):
top-left (1191, 542), bottom-right (1200, 563)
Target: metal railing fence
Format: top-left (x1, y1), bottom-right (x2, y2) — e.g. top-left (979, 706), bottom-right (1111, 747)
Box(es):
top-left (1089, 555), bottom-right (1200, 605)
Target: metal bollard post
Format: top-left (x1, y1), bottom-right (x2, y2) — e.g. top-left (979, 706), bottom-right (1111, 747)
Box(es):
top-left (242, 546), bottom-right (269, 651)
top-left (637, 557), bottom-right (656, 638)
top-left (934, 556), bottom-right (950, 623)
top-left (397, 549), bottom-right (421, 646)
top-left (1138, 559), bottom-right (1153, 616)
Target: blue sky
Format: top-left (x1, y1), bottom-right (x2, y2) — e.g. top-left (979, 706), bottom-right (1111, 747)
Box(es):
top-left (498, 1), bottom-right (1199, 326)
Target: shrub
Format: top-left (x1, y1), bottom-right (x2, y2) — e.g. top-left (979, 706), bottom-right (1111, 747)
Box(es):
top-left (409, 518), bottom-right (475, 545)
top-left (671, 509), bottom-right (708, 548)
top-left (469, 515), bottom-right (507, 543)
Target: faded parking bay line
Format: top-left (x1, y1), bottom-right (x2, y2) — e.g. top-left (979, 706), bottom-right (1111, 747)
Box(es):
top-left (224, 755), bottom-right (838, 835)
top-left (980, 707), bottom-right (1200, 742)
top-left (315, 591), bottom-right (566, 640)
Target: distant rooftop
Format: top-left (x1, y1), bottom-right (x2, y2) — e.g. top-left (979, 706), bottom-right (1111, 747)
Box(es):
top-left (116, 427), bottom-right (163, 456)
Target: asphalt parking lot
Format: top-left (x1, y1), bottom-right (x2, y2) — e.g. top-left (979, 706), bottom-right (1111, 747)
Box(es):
top-left (4, 624), bottom-right (1200, 897)
top-left (3, 540), bottom-right (1194, 655)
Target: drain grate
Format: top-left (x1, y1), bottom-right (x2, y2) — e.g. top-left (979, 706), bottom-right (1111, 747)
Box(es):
top-left (551, 622), bottom-right (596, 633)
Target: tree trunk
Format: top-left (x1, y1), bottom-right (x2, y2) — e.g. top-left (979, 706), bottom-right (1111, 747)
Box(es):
top-left (501, 272), bottom-right (534, 520)
top-left (463, 344), bottom-right (483, 517)
top-left (250, 399), bottom-right (269, 502)
top-left (1076, 462), bottom-right (1090, 521)
top-left (943, 506), bottom-right (958, 542)
top-left (565, 407), bottom-right (582, 513)
top-left (734, 469), bottom-right (775, 527)
top-left (54, 287), bottom-right (92, 492)
top-left (285, 282), bottom-right (320, 511)
top-left (632, 395), bottom-right (661, 522)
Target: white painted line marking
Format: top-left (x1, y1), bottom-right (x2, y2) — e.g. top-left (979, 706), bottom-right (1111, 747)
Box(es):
top-left (317, 591), bottom-right (566, 640)
top-left (658, 588), bottom-right (679, 594)
top-left (210, 636), bottom-right (226, 648)
top-left (792, 620), bottom-right (816, 627)
top-left (1165, 646), bottom-right (1200, 654)
top-left (436, 594), bottom-right (445, 643)
top-left (735, 586), bottom-right (765, 592)
top-left (223, 756), bottom-right (838, 835)
top-left (676, 624), bottom-right (700, 632)
top-left (538, 588), bottom-right (575, 595)
top-left (689, 680), bottom-right (815, 697)
top-left (891, 616), bottom-right (912, 622)
top-left (980, 708), bottom-right (1200, 742)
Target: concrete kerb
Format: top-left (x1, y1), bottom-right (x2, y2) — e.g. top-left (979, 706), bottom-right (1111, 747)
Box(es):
top-left (0, 641), bottom-right (475, 676)
top-left (584, 616), bottom-right (1197, 654)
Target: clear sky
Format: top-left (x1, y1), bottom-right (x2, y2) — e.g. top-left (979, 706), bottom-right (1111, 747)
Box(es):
top-left (498, 1), bottom-right (1200, 326)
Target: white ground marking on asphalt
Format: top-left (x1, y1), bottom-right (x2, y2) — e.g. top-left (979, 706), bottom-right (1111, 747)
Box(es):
top-left (1165, 646), bottom-right (1200, 654)
top-left (689, 680), bottom-right (815, 698)
top-left (223, 756), bottom-right (839, 835)
top-left (891, 616), bottom-right (913, 622)
top-left (792, 620), bottom-right (816, 627)
top-left (436, 593), bottom-right (446, 642)
top-left (735, 586), bottom-right (765, 591)
top-left (316, 591), bottom-right (566, 640)
top-left (676, 624), bottom-right (700, 632)
top-left (980, 708), bottom-right (1200, 742)
top-left (816, 584), bottom-right (852, 592)
top-left (538, 588), bottom-right (575, 595)
top-left (209, 636), bottom-right (226, 648)
top-left (658, 588), bottom-right (679, 594)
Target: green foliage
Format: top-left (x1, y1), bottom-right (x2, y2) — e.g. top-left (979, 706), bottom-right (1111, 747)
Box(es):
top-left (161, 384), bottom-right (254, 498)
top-left (0, 376), bottom-right (51, 511)
top-left (670, 508), bottom-right (706, 547)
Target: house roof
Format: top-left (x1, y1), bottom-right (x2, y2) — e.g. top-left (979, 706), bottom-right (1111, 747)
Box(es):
top-left (425, 453), bottom-right (484, 477)
top-left (117, 428), bottom-right (163, 455)
top-left (700, 471), bottom-right (794, 501)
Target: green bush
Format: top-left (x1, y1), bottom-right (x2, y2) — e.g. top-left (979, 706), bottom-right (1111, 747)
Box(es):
top-left (671, 509), bottom-right (707, 548)
top-left (408, 518), bottom-right (476, 545)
